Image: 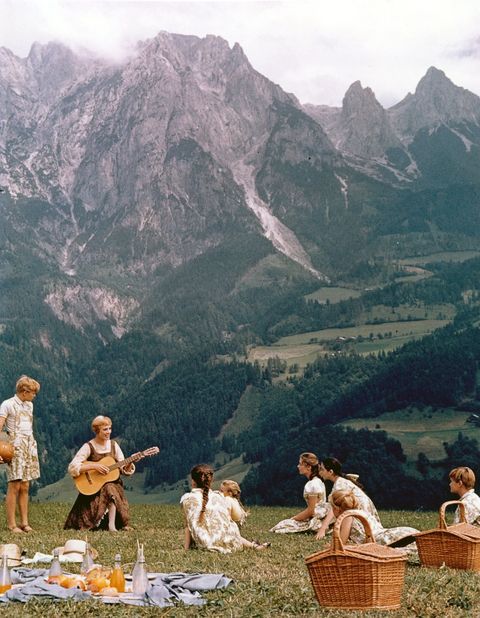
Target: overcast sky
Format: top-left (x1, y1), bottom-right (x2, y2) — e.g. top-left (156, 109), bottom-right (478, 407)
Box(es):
top-left (2, 0), bottom-right (480, 107)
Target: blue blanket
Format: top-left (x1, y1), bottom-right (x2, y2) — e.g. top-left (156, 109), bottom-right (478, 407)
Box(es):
top-left (0, 568), bottom-right (233, 607)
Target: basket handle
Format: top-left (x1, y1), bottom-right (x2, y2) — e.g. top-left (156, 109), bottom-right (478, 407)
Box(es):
top-left (332, 509), bottom-right (375, 552)
top-left (438, 500), bottom-right (466, 529)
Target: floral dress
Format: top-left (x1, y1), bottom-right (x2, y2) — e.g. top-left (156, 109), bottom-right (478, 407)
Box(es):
top-left (0, 395), bottom-right (40, 482)
top-left (181, 489), bottom-right (245, 553)
top-left (454, 489), bottom-right (480, 525)
top-left (270, 477), bottom-right (327, 533)
top-left (331, 476), bottom-right (382, 524)
top-left (348, 508), bottom-right (418, 551)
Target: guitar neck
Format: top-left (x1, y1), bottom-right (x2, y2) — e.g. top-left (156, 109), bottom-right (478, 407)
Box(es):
top-left (108, 452), bottom-right (143, 472)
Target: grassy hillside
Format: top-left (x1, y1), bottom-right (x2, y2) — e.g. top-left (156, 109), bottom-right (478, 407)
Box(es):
top-left (247, 318), bottom-right (451, 371)
top-left (35, 456), bottom-right (252, 505)
top-left (0, 503), bottom-right (478, 617)
top-left (341, 407), bottom-right (480, 461)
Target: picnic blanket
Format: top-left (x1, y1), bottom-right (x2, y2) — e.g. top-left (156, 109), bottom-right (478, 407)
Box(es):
top-left (0, 568), bottom-right (232, 607)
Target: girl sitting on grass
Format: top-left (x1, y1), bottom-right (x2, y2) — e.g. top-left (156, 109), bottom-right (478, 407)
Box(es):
top-left (219, 479), bottom-right (248, 527)
top-left (270, 452), bottom-right (328, 534)
top-left (315, 457), bottom-right (380, 540)
top-left (181, 464), bottom-right (270, 553)
top-left (449, 466), bottom-right (480, 525)
top-left (329, 489), bottom-right (419, 549)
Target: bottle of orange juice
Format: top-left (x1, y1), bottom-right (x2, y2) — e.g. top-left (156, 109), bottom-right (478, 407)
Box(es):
top-left (0, 548), bottom-right (12, 594)
top-left (109, 553), bottom-right (125, 593)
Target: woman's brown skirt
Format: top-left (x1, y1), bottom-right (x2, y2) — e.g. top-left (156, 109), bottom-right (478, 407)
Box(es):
top-left (64, 480), bottom-right (130, 530)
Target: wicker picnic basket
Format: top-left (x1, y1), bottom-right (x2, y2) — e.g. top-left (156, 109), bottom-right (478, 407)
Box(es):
top-left (416, 500), bottom-right (480, 571)
top-left (305, 510), bottom-right (407, 610)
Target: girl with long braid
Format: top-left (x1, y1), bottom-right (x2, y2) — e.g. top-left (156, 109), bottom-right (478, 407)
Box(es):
top-left (181, 464), bottom-right (270, 553)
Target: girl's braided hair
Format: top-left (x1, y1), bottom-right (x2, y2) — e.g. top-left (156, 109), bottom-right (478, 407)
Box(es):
top-left (191, 464), bottom-right (214, 522)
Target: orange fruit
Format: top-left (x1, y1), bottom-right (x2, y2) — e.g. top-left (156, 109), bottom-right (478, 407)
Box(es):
top-left (88, 576), bottom-right (110, 593)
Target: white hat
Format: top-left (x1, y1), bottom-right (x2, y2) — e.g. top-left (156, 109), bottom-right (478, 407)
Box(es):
top-left (0, 543), bottom-right (23, 567)
top-left (53, 540), bottom-right (98, 563)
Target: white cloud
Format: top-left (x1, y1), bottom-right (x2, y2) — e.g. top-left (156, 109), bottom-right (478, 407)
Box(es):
top-left (1, 0), bottom-right (480, 106)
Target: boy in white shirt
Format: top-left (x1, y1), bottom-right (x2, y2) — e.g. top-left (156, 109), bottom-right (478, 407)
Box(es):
top-left (449, 466), bottom-right (480, 525)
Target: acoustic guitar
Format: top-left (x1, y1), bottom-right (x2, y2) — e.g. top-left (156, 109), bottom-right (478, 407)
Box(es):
top-left (74, 446), bottom-right (159, 495)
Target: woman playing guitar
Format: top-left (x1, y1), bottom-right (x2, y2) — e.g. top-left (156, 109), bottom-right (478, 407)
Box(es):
top-left (64, 415), bottom-right (157, 531)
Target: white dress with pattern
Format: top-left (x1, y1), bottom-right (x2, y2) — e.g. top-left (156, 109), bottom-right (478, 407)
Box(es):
top-left (270, 477), bottom-right (327, 533)
top-left (331, 476), bottom-right (382, 524)
top-left (181, 488), bottom-right (244, 553)
top-left (348, 508), bottom-right (418, 551)
top-left (0, 395), bottom-right (40, 482)
top-left (454, 489), bottom-right (480, 525)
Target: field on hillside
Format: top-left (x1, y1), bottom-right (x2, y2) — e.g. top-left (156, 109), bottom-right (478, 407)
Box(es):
top-left (34, 457), bottom-right (252, 505)
top-left (341, 407), bottom-right (480, 461)
top-left (304, 287), bottom-right (362, 303)
top-left (0, 504), bottom-right (479, 617)
top-left (247, 318), bottom-right (450, 372)
top-left (398, 250), bottom-right (480, 266)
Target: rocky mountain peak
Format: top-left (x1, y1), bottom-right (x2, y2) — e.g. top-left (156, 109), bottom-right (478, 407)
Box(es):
top-left (335, 80), bottom-right (400, 157)
top-left (390, 66), bottom-right (480, 136)
top-left (342, 80), bottom-right (384, 117)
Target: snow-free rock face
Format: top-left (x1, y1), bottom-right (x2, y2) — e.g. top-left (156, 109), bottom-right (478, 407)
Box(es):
top-left (1, 33), bottom-right (323, 279)
top-left (1, 38), bottom-right (479, 337)
top-left (390, 67), bottom-right (480, 136)
top-left (304, 67), bottom-right (480, 187)
top-left (337, 81), bottom-right (401, 158)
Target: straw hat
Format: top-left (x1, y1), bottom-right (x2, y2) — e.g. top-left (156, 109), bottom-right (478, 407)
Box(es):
top-left (0, 543), bottom-right (23, 567)
top-left (0, 442), bottom-right (14, 464)
top-left (53, 539), bottom-right (98, 562)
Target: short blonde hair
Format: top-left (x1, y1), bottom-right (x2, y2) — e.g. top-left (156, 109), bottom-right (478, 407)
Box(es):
top-left (220, 479), bottom-right (241, 499)
top-left (449, 467), bottom-right (476, 489)
top-left (91, 415), bottom-right (112, 434)
top-left (330, 489), bottom-right (358, 512)
top-left (16, 375), bottom-right (40, 395)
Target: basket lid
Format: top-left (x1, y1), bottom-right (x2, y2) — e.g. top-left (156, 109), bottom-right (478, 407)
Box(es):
top-left (452, 522), bottom-right (480, 540)
top-left (415, 500), bottom-right (480, 541)
top-left (305, 510), bottom-right (407, 564)
top-left (345, 542), bottom-right (407, 561)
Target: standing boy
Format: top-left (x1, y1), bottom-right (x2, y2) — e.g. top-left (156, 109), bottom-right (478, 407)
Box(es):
top-left (0, 375), bottom-right (41, 532)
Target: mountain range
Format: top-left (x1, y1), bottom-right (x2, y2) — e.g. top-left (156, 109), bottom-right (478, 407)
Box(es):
top-left (1, 32), bottom-right (480, 493)
top-left (1, 33), bottom-right (479, 340)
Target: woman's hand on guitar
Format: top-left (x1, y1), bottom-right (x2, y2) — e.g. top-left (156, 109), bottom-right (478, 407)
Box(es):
top-left (92, 462), bottom-right (110, 474)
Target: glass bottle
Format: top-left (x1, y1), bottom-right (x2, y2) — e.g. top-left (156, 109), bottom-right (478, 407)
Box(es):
top-left (0, 548), bottom-right (12, 594)
top-left (110, 553), bottom-right (125, 593)
top-left (80, 543), bottom-right (94, 575)
top-left (131, 545), bottom-right (149, 596)
top-left (48, 548), bottom-right (63, 582)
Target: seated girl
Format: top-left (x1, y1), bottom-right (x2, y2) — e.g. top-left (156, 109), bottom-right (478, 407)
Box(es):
top-left (449, 466), bottom-right (480, 525)
top-left (219, 479), bottom-right (248, 527)
top-left (181, 464), bottom-right (270, 553)
top-left (316, 456), bottom-right (381, 540)
top-left (330, 489), bottom-right (419, 550)
top-left (270, 452), bottom-right (327, 534)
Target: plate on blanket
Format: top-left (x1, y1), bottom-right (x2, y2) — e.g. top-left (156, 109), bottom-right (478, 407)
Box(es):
top-left (124, 573), bottom-right (157, 581)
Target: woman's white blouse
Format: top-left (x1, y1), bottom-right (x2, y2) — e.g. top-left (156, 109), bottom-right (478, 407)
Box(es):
top-left (68, 440), bottom-right (135, 477)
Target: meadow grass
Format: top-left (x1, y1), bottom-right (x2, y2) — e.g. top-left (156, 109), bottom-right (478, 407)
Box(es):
top-left (275, 319), bottom-right (450, 347)
top-left (1, 504), bottom-right (480, 616)
top-left (304, 287), bottom-right (362, 304)
top-left (341, 407), bottom-right (480, 461)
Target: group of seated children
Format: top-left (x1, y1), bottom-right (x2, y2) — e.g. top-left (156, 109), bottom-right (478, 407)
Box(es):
top-left (180, 453), bottom-right (480, 553)
top-left (180, 464), bottom-right (270, 553)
